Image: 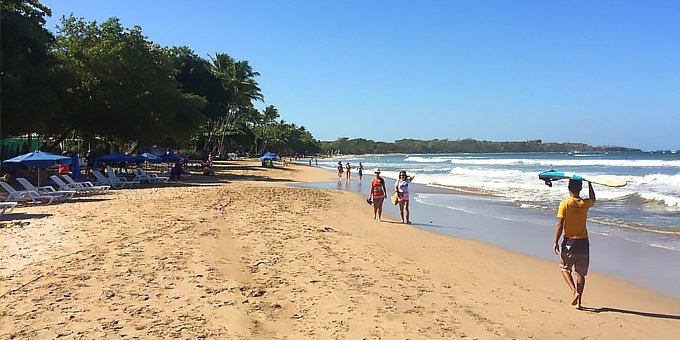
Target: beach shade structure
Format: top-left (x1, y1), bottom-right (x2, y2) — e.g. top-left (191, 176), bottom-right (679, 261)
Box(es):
top-left (3, 150), bottom-right (72, 168)
top-left (160, 153), bottom-right (183, 163)
top-left (258, 152), bottom-right (279, 162)
top-left (96, 152), bottom-right (138, 164)
top-left (3, 150), bottom-right (72, 185)
top-left (71, 151), bottom-right (81, 180)
top-left (135, 152), bottom-right (163, 164)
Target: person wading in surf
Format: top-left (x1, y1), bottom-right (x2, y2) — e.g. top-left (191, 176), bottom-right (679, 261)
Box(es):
top-left (553, 179), bottom-right (595, 309)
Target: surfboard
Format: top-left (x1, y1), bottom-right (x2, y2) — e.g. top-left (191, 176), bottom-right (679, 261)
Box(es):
top-left (538, 170), bottom-right (627, 188)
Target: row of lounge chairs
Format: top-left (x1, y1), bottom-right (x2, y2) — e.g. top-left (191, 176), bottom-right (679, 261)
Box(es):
top-left (0, 167), bottom-right (172, 208)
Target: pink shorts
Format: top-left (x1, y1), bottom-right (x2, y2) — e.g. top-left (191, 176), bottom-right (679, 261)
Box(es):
top-left (399, 193), bottom-right (409, 201)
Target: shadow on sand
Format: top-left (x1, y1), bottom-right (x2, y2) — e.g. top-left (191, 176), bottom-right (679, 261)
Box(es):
top-left (0, 212), bottom-right (52, 221)
top-left (580, 306), bottom-right (680, 320)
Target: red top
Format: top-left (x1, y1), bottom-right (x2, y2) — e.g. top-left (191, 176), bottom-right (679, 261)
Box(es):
top-left (371, 178), bottom-right (385, 198)
top-left (58, 164), bottom-right (70, 174)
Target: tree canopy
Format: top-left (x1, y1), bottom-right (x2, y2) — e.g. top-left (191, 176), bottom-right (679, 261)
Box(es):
top-left (1, 0), bottom-right (321, 158)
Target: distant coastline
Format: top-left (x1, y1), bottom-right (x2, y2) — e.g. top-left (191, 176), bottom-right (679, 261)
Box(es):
top-left (321, 138), bottom-right (641, 155)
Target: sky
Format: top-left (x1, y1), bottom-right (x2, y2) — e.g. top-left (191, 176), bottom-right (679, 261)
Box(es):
top-left (42, 0), bottom-right (680, 150)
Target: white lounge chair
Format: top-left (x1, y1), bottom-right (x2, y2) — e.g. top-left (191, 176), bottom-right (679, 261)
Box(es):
top-left (50, 175), bottom-right (109, 195)
top-left (60, 174), bottom-right (110, 194)
top-left (133, 168), bottom-right (169, 183)
top-left (106, 167), bottom-right (140, 187)
top-left (0, 202), bottom-right (17, 216)
top-left (92, 170), bottom-right (124, 189)
top-left (17, 178), bottom-right (75, 200)
top-left (0, 181), bottom-right (54, 204)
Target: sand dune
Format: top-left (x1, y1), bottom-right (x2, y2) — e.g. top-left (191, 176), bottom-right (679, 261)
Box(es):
top-left (1, 161), bottom-right (679, 339)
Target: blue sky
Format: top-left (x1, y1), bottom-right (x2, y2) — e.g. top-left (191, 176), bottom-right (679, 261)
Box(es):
top-left (43, 1), bottom-right (680, 150)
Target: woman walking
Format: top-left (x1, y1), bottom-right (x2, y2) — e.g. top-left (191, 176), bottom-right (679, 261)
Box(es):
top-left (345, 162), bottom-right (352, 181)
top-left (368, 168), bottom-right (387, 221)
top-left (358, 162), bottom-right (364, 181)
top-left (395, 170), bottom-right (415, 224)
top-left (337, 161), bottom-right (343, 179)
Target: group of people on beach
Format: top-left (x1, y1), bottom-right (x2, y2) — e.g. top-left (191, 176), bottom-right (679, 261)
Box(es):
top-left (337, 161), bottom-right (363, 181)
top-left (335, 161), bottom-right (415, 224)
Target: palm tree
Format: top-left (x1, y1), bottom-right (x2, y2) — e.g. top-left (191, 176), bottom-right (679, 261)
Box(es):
top-left (206, 53), bottom-right (264, 155)
top-left (258, 105), bottom-right (280, 153)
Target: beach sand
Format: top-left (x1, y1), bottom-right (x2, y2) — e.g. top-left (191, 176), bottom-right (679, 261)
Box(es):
top-left (1, 160), bottom-right (679, 339)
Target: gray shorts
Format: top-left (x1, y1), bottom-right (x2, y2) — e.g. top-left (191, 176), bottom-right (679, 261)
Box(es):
top-left (560, 238), bottom-right (590, 276)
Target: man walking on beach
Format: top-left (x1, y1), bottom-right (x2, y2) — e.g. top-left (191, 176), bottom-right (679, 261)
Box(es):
top-left (553, 179), bottom-right (595, 309)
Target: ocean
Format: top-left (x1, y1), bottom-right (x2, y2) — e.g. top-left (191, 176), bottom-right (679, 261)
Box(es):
top-left (318, 151), bottom-right (680, 253)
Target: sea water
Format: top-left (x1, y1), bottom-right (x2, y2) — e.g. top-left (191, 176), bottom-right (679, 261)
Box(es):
top-left (319, 151), bottom-right (680, 252)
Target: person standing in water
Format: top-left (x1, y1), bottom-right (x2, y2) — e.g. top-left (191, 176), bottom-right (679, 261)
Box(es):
top-left (345, 162), bottom-right (351, 181)
top-left (394, 170), bottom-right (415, 224)
top-left (358, 162), bottom-right (364, 181)
top-left (337, 161), bottom-right (343, 180)
top-left (553, 179), bottom-right (595, 309)
top-left (368, 168), bottom-right (387, 221)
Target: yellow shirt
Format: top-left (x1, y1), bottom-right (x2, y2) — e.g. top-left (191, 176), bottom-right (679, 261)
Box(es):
top-left (557, 197), bottom-right (594, 239)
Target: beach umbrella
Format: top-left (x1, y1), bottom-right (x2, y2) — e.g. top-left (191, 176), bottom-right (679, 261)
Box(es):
top-left (96, 152), bottom-right (137, 164)
top-left (3, 150), bottom-right (72, 185)
top-left (135, 152), bottom-right (163, 163)
top-left (3, 150), bottom-right (72, 168)
top-left (71, 151), bottom-right (81, 180)
top-left (161, 153), bottom-right (182, 163)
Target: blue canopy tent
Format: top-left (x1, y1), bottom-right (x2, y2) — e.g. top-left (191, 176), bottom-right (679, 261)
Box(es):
top-left (259, 152), bottom-right (279, 161)
top-left (3, 150), bottom-right (72, 185)
top-left (259, 152), bottom-right (278, 168)
top-left (135, 152), bottom-right (163, 163)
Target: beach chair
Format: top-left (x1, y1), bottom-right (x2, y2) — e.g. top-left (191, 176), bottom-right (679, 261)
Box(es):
top-left (0, 181), bottom-right (54, 204)
top-left (16, 178), bottom-right (75, 200)
top-left (106, 167), bottom-right (140, 187)
top-left (0, 202), bottom-right (17, 216)
top-left (50, 175), bottom-right (108, 195)
top-left (133, 168), bottom-right (169, 183)
top-left (61, 174), bottom-right (110, 194)
top-left (92, 170), bottom-right (124, 189)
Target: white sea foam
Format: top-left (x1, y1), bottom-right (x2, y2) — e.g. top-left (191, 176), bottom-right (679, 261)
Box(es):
top-left (638, 192), bottom-right (680, 208)
top-left (440, 158), bottom-right (680, 168)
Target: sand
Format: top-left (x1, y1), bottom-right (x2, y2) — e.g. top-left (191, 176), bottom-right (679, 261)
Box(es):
top-left (1, 160), bottom-right (679, 339)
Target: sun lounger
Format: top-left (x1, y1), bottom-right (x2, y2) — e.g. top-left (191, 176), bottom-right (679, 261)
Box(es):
top-left (17, 178), bottom-right (75, 200)
top-left (0, 202), bottom-right (17, 216)
top-left (133, 168), bottom-right (169, 183)
top-left (106, 167), bottom-right (140, 187)
top-left (50, 175), bottom-right (109, 195)
top-left (0, 181), bottom-right (54, 204)
top-left (92, 170), bottom-right (124, 189)
top-left (60, 174), bottom-right (110, 194)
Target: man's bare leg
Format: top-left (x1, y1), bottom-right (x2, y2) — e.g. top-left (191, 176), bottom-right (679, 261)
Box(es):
top-left (561, 270), bottom-right (579, 305)
top-left (575, 274), bottom-right (586, 308)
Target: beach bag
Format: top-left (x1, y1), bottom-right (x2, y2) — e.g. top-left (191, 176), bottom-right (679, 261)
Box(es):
top-left (390, 192), bottom-right (399, 205)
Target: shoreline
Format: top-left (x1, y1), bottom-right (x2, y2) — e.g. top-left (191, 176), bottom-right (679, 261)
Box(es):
top-left (1, 160), bottom-right (678, 338)
top-left (306, 164), bottom-right (680, 299)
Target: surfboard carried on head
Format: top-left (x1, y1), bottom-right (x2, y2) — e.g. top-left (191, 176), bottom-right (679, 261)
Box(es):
top-left (538, 170), bottom-right (627, 188)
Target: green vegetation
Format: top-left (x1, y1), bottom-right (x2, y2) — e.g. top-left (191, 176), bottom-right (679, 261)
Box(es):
top-left (1, 0), bottom-right (321, 159)
top-left (321, 138), bottom-right (640, 154)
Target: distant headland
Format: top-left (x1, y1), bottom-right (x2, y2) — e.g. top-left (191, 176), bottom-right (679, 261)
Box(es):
top-left (320, 138), bottom-right (641, 154)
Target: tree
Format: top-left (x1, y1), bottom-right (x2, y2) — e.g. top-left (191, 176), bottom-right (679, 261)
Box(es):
top-left (0, 0), bottom-right (61, 137)
top-left (53, 16), bottom-right (205, 148)
top-left (207, 53), bottom-right (264, 156)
